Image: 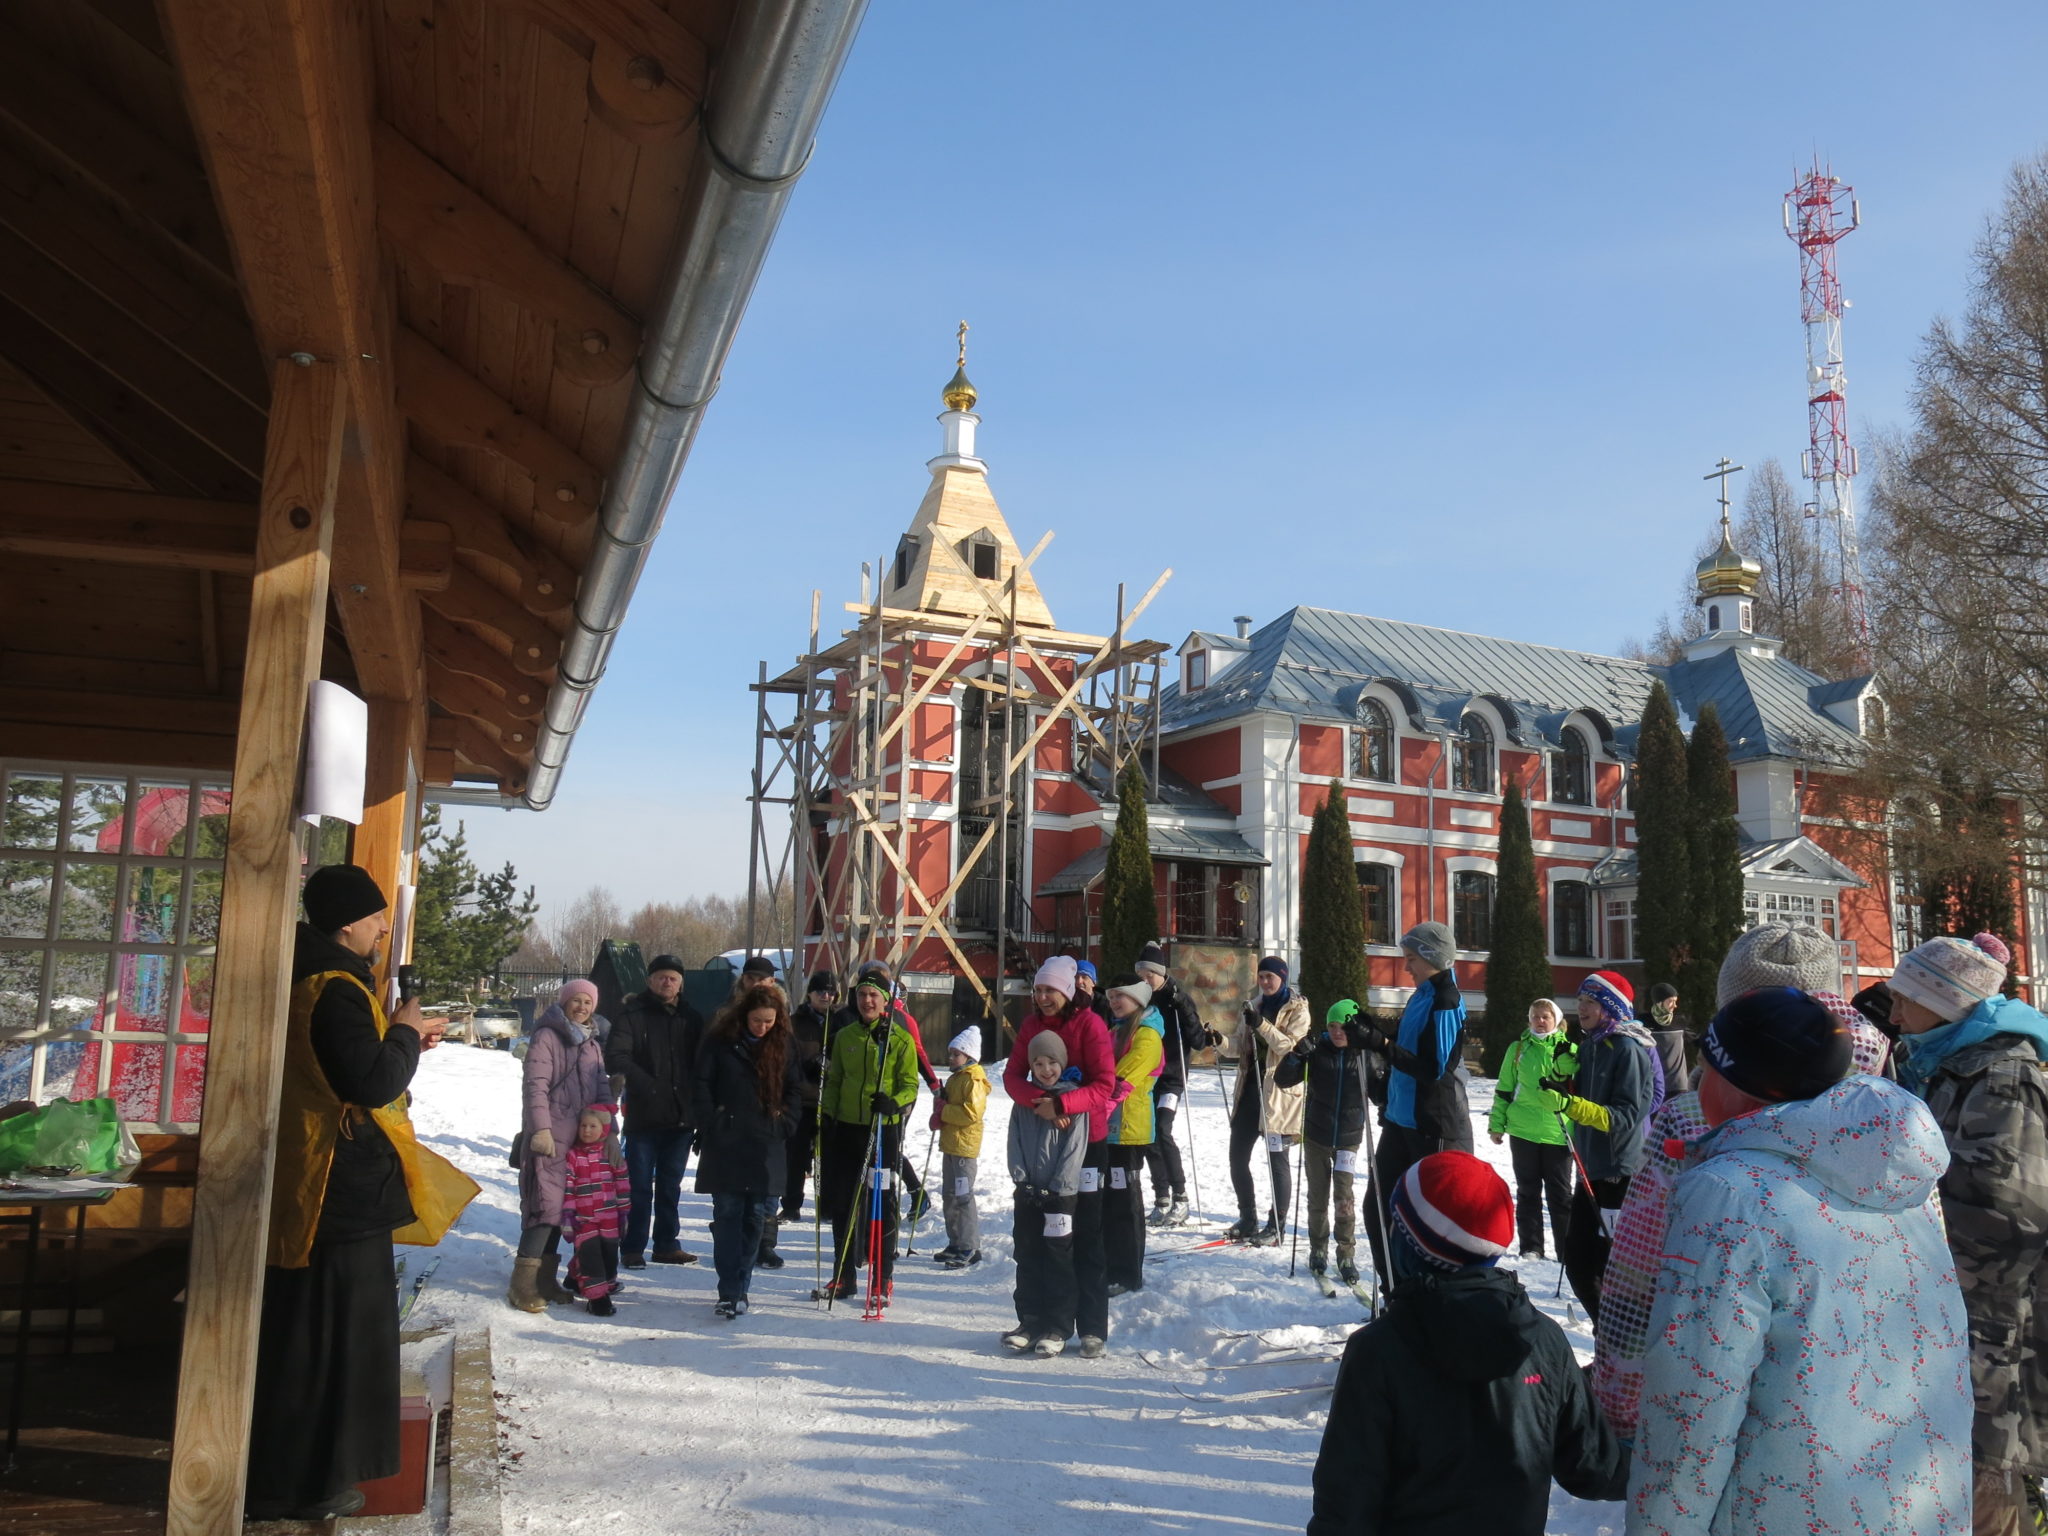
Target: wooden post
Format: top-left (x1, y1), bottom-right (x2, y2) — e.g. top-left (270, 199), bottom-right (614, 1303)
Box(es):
top-left (358, 695), bottom-right (423, 995)
top-left (167, 358), bottom-right (346, 1536)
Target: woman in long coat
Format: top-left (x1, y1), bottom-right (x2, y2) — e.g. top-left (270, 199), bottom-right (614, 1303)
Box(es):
top-left (511, 979), bottom-right (609, 1310)
top-left (691, 983), bottom-right (802, 1317)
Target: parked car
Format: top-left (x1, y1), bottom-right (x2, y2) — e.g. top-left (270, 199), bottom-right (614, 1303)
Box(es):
top-left (470, 1007), bottom-right (521, 1049)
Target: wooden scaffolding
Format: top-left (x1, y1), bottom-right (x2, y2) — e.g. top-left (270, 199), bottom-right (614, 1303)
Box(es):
top-left (747, 539), bottom-right (1170, 1021)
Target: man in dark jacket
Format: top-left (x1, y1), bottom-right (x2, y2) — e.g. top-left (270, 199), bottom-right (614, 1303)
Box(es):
top-left (781, 970), bottom-right (845, 1226)
top-left (1309, 1152), bottom-right (1625, 1536)
top-left (604, 953), bottom-right (703, 1266)
top-left (1277, 1000), bottom-right (1372, 1285)
top-left (248, 865), bottom-right (445, 1522)
top-left (1351, 921), bottom-right (1473, 1283)
top-left (1135, 942), bottom-right (1205, 1227)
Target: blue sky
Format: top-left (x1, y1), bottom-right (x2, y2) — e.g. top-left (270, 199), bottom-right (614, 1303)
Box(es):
top-left (459, 1), bottom-right (2048, 919)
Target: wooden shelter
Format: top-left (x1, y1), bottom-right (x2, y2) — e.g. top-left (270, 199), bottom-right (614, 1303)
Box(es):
top-left (0, 1), bottom-right (864, 1529)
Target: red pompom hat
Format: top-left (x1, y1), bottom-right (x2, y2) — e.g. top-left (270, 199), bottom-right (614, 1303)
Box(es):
top-left (1390, 1151), bottom-right (1515, 1270)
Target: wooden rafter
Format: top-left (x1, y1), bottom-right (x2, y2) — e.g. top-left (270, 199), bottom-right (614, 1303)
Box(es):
top-left (419, 564), bottom-right (564, 677)
top-left (0, 479), bottom-right (254, 569)
top-left (421, 610), bottom-right (546, 714)
top-left (499, 0), bottom-right (707, 142)
top-left (406, 452), bottom-right (578, 614)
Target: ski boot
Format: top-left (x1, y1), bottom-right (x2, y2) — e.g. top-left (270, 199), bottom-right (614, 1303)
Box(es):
top-left (1146, 1198), bottom-right (1172, 1228)
top-left (1249, 1217), bottom-right (1282, 1247)
top-left (1223, 1215), bottom-right (1261, 1243)
top-left (1165, 1195), bottom-right (1189, 1227)
top-left (1337, 1251), bottom-right (1361, 1287)
top-left (930, 1245), bottom-right (961, 1265)
top-left (1309, 1247), bottom-right (1328, 1275)
top-left (811, 1277), bottom-right (856, 1302)
top-left (941, 1249), bottom-right (981, 1270)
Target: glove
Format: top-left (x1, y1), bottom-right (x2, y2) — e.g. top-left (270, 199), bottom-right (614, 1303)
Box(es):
top-left (1538, 1074), bottom-right (1576, 1097)
top-left (1204, 1028), bottom-right (1225, 1048)
top-left (1560, 1095), bottom-right (1610, 1131)
top-left (928, 1108), bottom-right (944, 1131)
top-left (1352, 1023), bottom-right (1390, 1054)
top-left (871, 1091), bottom-right (899, 1116)
top-left (527, 1128), bottom-right (556, 1159)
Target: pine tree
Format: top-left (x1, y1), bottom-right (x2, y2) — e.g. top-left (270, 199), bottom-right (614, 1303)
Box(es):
top-left (412, 805), bottom-right (540, 1000)
top-left (1298, 780), bottom-right (1368, 1017)
top-left (1097, 757), bottom-right (1156, 975)
top-left (1682, 703), bottom-right (1746, 1020)
top-left (1633, 680), bottom-right (1693, 996)
top-left (1484, 777), bottom-right (1551, 1071)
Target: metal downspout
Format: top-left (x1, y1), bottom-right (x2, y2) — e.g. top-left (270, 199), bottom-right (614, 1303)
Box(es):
top-left (522, 0), bottom-right (869, 811)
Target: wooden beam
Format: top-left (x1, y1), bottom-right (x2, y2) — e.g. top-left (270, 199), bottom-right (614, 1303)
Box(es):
top-left (0, 125), bottom-right (267, 406)
top-left (0, 683), bottom-right (239, 736)
top-left (497, 0), bottom-right (706, 142)
top-left (421, 612), bottom-right (546, 714)
top-left (357, 694), bottom-right (424, 996)
top-left (0, 225), bottom-right (268, 474)
top-left (395, 327), bottom-right (603, 522)
top-left (166, 358), bottom-right (345, 1536)
top-left (428, 712), bottom-right (526, 794)
top-left (0, 21), bottom-right (233, 276)
top-left (407, 454), bottom-right (577, 614)
top-left (427, 660), bottom-right (542, 744)
top-left (419, 565), bottom-right (562, 677)
top-left (159, 0), bottom-right (418, 705)
top-left (374, 125), bottom-right (639, 385)
top-left (0, 480), bottom-right (256, 570)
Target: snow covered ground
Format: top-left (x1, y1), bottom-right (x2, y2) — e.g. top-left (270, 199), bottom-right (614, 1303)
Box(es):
top-left (405, 1044), bottom-right (1624, 1536)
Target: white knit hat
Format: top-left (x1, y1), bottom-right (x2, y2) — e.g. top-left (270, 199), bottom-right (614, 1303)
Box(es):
top-left (1891, 934), bottom-right (2009, 1024)
top-left (946, 1028), bottom-right (980, 1059)
top-left (1108, 978), bottom-right (1154, 1010)
top-left (1716, 921), bottom-right (1841, 1008)
top-left (1033, 955), bottom-right (1077, 1000)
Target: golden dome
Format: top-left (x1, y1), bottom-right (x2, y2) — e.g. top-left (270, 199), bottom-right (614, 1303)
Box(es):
top-left (1696, 520), bottom-right (1763, 598)
top-left (942, 365), bottom-right (978, 413)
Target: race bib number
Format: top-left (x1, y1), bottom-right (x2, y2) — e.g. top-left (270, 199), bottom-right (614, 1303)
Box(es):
top-left (1044, 1212), bottom-right (1073, 1238)
top-left (1333, 1149), bottom-right (1359, 1174)
top-left (953, 1176), bottom-right (972, 1197)
top-left (1109, 1167), bottom-right (1128, 1190)
top-left (1079, 1168), bottom-right (1102, 1194)
top-left (1265, 1132), bottom-right (1289, 1155)
top-left (868, 1168), bottom-right (896, 1191)
top-left (1158, 1093), bottom-right (1181, 1114)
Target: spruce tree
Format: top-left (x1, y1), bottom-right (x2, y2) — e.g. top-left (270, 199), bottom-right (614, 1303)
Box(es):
top-left (412, 805), bottom-right (539, 999)
top-left (1633, 680), bottom-right (1693, 996)
top-left (1097, 757), bottom-right (1156, 975)
top-left (1298, 780), bottom-right (1368, 1017)
top-left (1484, 776), bottom-right (1551, 1071)
top-left (1682, 703), bottom-right (1746, 1019)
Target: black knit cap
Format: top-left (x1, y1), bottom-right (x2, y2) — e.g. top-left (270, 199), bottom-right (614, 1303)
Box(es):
top-left (806, 970), bottom-right (839, 996)
top-left (1650, 982), bottom-right (1679, 1004)
top-left (302, 864), bottom-right (387, 934)
top-left (1700, 987), bottom-right (1852, 1104)
top-left (646, 954), bottom-right (686, 978)
top-left (1136, 942), bottom-right (1168, 972)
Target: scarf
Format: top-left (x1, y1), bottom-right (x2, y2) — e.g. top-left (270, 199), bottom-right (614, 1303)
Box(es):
top-left (1898, 993), bottom-right (2048, 1097)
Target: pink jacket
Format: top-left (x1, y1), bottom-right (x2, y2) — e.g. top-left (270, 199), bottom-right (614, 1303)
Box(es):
top-left (1003, 1005), bottom-right (1117, 1143)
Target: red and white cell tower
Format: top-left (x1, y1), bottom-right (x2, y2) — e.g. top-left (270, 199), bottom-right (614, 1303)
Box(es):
top-left (1783, 161), bottom-right (1871, 665)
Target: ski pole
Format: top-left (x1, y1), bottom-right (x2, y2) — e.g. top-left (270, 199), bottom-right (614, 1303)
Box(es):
top-left (863, 1021), bottom-right (891, 1320)
top-left (904, 1126), bottom-right (938, 1256)
top-left (1287, 1132), bottom-right (1303, 1276)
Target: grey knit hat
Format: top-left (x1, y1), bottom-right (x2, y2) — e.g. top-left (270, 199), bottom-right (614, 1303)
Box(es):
top-left (1026, 1029), bottom-right (1068, 1070)
top-left (1400, 921), bottom-right (1457, 974)
top-left (1715, 921), bottom-right (1840, 1009)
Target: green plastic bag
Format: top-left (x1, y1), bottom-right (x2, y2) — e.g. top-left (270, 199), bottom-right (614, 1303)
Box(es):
top-left (0, 1098), bottom-right (130, 1175)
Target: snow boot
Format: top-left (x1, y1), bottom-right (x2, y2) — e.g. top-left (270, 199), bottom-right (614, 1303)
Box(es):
top-left (1224, 1215), bottom-right (1261, 1243)
top-left (930, 1245), bottom-right (961, 1265)
top-left (1077, 1336), bottom-right (1106, 1359)
top-left (622, 1251), bottom-right (647, 1269)
top-left (1032, 1334), bottom-right (1065, 1358)
top-left (1000, 1328), bottom-right (1032, 1351)
top-left (713, 1299), bottom-right (739, 1320)
top-left (942, 1249), bottom-right (981, 1270)
top-left (587, 1295), bottom-right (616, 1317)
top-left (537, 1255), bottom-right (573, 1304)
top-left (756, 1221), bottom-right (785, 1269)
top-left (506, 1258), bottom-right (547, 1313)
top-left (652, 1244), bottom-right (698, 1265)
top-left (1166, 1195), bottom-right (1190, 1227)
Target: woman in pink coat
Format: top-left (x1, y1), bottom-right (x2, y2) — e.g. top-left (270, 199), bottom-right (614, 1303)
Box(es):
top-left (509, 979), bottom-right (610, 1311)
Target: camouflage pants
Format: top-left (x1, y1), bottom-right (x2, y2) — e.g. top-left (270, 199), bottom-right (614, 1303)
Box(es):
top-left (1974, 1462), bottom-right (2024, 1536)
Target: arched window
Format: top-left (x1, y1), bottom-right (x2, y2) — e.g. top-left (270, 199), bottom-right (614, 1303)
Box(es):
top-left (1550, 726), bottom-right (1591, 806)
top-left (1552, 880), bottom-right (1592, 957)
top-left (1451, 712), bottom-right (1493, 794)
top-left (1356, 863), bottom-right (1394, 946)
top-left (1708, 603), bottom-right (1722, 631)
top-left (1452, 869), bottom-right (1494, 950)
top-left (1351, 699), bottom-right (1393, 782)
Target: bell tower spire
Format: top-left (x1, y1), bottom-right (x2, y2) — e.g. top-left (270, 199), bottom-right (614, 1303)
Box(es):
top-left (1694, 457), bottom-right (1763, 637)
top-left (930, 319), bottom-right (985, 472)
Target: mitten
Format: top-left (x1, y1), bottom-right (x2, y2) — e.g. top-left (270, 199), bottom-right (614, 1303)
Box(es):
top-left (527, 1128), bottom-right (557, 1159)
top-left (604, 1133), bottom-right (625, 1169)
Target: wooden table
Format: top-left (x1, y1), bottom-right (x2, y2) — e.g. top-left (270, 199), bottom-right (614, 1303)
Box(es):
top-left (0, 1183), bottom-right (125, 1473)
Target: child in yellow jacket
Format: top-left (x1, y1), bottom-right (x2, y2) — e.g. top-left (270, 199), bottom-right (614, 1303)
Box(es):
top-left (931, 1027), bottom-right (990, 1269)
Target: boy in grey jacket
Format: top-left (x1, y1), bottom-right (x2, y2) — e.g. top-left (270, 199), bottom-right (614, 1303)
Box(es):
top-left (1004, 1030), bottom-right (1090, 1357)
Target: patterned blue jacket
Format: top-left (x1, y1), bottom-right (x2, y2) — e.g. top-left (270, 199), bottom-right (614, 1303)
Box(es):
top-left (1628, 1074), bottom-right (1972, 1536)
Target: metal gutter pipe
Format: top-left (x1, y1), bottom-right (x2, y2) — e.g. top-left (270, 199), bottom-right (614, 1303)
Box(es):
top-left (443, 0), bottom-right (868, 813)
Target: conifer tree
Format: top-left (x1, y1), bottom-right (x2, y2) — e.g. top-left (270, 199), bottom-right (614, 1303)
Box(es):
top-left (1633, 680), bottom-right (1693, 996)
top-left (1682, 703), bottom-right (1746, 1018)
top-left (1298, 780), bottom-right (1368, 1016)
top-left (1484, 776), bottom-right (1551, 1070)
top-left (1097, 757), bottom-right (1156, 975)
top-left (413, 805), bottom-right (539, 999)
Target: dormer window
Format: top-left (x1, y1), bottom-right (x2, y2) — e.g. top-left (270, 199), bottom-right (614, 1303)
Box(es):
top-left (892, 535), bottom-right (919, 590)
top-left (1186, 649), bottom-right (1209, 691)
top-left (1551, 725), bottom-right (1591, 806)
top-left (961, 530), bottom-right (999, 581)
top-left (1452, 712), bottom-right (1494, 794)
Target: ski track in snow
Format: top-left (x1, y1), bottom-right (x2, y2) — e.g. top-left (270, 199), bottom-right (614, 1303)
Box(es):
top-left (406, 1046), bottom-right (1623, 1535)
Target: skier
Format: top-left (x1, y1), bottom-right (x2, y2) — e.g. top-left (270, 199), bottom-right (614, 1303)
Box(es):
top-left (1485, 996), bottom-right (1575, 1261)
top-left (692, 984), bottom-right (803, 1319)
top-left (1307, 1151), bottom-right (1625, 1536)
top-left (559, 1104), bottom-right (628, 1316)
top-left (1275, 999), bottom-right (1370, 1293)
top-left (1630, 987), bottom-right (1970, 1533)
top-left (1891, 931), bottom-right (2048, 1533)
top-left (814, 975), bottom-right (920, 1304)
top-left (1135, 942), bottom-right (1206, 1228)
top-left (1001, 956), bottom-right (1117, 1356)
top-left (1350, 922), bottom-right (1471, 1283)
top-left (1002, 1031), bottom-right (1091, 1356)
top-left (1102, 973), bottom-right (1163, 1295)
top-left (930, 1026), bottom-right (989, 1270)
top-left (778, 971), bottom-right (845, 1235)
top-left (1225, 956), bottom-right (1308, 1244)
top-left (852, 960), bottom-right (940, 1223)
top-left (1543, 969), bottom-right (1658, 1323)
